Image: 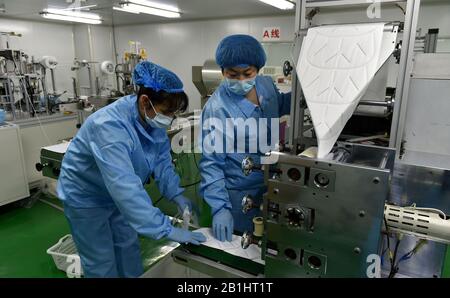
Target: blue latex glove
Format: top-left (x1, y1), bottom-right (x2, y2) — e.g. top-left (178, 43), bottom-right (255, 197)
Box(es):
top-left (212, 208), bottom-right (234, 242)
top-left (173, 195), bottom-right (193, 213)
top-left (167, 226), bottom-right (206, 245)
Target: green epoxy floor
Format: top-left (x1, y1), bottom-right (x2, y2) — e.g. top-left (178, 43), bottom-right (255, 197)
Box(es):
top-left (0, 197), bottom-right (69, 277)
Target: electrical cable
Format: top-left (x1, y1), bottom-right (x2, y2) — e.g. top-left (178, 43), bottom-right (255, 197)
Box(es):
top-left (388, 238), bottom-right (401, 278)
top-left (397, 240), bottom-right (426, 264)
top-left (384, 217), bottom-right (394, 270)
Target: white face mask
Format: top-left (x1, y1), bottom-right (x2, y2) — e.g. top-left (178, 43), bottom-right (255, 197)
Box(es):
top-left (145, 99), bottom-right (173, 129)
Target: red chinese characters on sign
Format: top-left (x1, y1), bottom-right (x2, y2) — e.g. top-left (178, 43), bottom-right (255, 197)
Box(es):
top-left (271, 28), bottom-right (280, 38)
top-left (263, 27), bottom-right (281, 41)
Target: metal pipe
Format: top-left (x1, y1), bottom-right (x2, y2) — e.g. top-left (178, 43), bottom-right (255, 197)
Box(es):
top-left (389, 0), bottom-right (422, 151)
top-left (50, 68), bottom-right (57, 94)
top-left (87, 65), bottom-right (96, 97)
top-left (21, 78), bottom-right (31, 118)
top-left (7, 78), bottom-right (16, 120)
top-left (289, 0), bottom-right (306, 152)
top-left (41, 68), bottom-right (50, 113)
top-left (358, 100), bottom-right (394, 108)
top-left (72, 77), bottom-right (78, 99)
top-left (378, 152), bottom-right (389, 169)
top-left (111, 14), bottom-right (120, 91)
top-left (87, 25), bottom-right (97, 97)
top-left (116, 74), bottom-right (121, 94)
top-left (95, 76), bottom-right (100, 96)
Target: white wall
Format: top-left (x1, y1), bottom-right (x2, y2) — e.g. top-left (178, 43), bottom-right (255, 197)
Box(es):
top-left (0, 17), bottom-right (75, 100)
top-left (114, 15), bottom-right (296, 111)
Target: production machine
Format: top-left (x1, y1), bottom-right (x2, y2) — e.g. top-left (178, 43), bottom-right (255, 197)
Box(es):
top-left (115, 41), bottom-right (147, 95)
top-left (0, 34), bottom-right (62, 120)
top-left (169, 0), bottom-right (450, 278)
top-left (65, 41), bottom-right (148, 125)
top-left (0, 32), bottom-right (79, 202)
top-left (192, 59), bottom-right (223, 108)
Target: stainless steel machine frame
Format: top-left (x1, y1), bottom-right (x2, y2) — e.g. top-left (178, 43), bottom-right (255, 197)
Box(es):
top-left (263, 144), bottom-right (395, 277)
top-left (192, 59), bottom-right (223, 108)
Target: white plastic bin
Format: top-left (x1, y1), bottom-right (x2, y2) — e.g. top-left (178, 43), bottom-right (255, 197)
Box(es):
top-left (47, 234), bottom-right (84, 277)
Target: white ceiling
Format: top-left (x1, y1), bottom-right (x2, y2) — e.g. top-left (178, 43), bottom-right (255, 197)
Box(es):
top-left (0, 0), bottom-right (296, 26)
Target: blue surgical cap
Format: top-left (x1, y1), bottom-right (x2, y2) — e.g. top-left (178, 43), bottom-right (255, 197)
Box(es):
top-left (133, 61), bottom-right (184, 93)
top-left (215, 34), bottom-right (267, 70)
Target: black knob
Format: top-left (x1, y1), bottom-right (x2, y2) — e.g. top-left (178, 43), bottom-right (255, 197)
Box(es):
top-left (283, 60), bottom-right (293, 77)
top-left (35, 163), bottom-right (44, 172)
top-left (286, 207), bottom-right (304, 227)
top-left (76, 123), bottom-right (82, 129)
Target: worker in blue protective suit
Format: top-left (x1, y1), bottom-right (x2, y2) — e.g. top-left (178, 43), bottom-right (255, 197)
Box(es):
top-left (199, 34), bottom-right (291, 241)
top-left (57, 61), bottom-right (206, 278)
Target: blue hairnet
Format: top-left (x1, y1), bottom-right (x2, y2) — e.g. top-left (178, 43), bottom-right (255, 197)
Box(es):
top-left (133, 61), bottom-right (184, 93)
top-left (215, 34), bottom-right (267, 70)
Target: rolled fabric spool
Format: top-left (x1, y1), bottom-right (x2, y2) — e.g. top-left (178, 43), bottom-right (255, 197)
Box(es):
top-left (100, 61), bottom-right (115, 75)
top-left (253, 217), bottom-right (264, 237)
top-left (40, 56), bottom-right (58, 69)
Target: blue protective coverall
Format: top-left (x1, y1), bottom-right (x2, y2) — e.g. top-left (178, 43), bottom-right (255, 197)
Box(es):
top-left (57, 95), bottom-right (184, 277)
top-left (199, 75), bottom-right (291, 233)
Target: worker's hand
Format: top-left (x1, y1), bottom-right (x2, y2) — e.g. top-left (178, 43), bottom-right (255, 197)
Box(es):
top-left (212, 208), bottom-right (234, 242)
top-left (167, 226), bottom-right (206, 245)
top-left (173, 195), bottom-right (193, 213)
